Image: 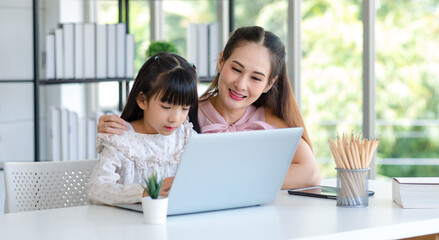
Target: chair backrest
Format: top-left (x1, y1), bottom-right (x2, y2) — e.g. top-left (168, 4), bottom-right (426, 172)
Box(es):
top-left (3, 159), bottom-right (98, 213)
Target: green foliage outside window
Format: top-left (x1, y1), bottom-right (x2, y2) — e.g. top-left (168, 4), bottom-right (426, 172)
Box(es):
top-left (375, 0), bottom-right (439, 177)
top-left (163, 1), bottom-right (216, 57)
top-left (99, 0), bottom-right (439, 179)
top-left (236, 0), bottom-right (439, 178)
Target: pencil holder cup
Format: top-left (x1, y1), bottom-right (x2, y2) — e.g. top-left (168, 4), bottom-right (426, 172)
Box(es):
top-left (336, 168), bottom-right (370, 208)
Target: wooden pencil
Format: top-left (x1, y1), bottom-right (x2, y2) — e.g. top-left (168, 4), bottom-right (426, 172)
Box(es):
top-left (329, 132), bottom-right (379, 206)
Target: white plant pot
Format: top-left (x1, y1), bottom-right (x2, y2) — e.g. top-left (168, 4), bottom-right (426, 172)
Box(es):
top-left (142, 196), bottom-right (168, 224)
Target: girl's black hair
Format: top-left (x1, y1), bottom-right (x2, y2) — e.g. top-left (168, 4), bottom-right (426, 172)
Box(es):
top-left (121, 52), bottom-right (200, 132)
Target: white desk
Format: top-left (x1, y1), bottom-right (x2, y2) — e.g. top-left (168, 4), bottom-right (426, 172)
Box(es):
top-left (1, 180), bottom-right (439, 240)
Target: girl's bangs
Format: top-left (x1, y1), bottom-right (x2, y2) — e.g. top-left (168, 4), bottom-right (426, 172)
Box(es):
top-left (158, 70), bottom-right (198, 106)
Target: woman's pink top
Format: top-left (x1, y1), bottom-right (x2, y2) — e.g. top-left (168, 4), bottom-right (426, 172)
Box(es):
top-left (198, 100), bottom-right (275, 133)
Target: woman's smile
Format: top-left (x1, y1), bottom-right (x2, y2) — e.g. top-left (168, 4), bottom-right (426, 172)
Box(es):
top-left (229, 89), bottom-right (247, 101)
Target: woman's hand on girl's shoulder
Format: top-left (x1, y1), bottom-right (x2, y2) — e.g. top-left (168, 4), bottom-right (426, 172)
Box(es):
top-left (264, 107), bottom-right (289, 129)
top-left (97, 114), bottom-right (129, 135)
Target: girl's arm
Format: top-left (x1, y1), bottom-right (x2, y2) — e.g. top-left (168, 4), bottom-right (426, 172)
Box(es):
top-left (265, 109), bottom-right (321, 189)
top-left (87, 145), bottom-right (144, 205)
top-left (97, 114), bottom-right (129, 135)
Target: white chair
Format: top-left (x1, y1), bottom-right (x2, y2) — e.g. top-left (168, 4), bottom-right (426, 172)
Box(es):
top-left (3, 159), bottom-right (98, 213)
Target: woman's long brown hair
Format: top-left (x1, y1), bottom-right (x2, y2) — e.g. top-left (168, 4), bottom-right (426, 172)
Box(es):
top-left (200, 26), bottom-right (313, 150)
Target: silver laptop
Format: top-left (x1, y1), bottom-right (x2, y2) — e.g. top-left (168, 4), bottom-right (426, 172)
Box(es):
top-left (115, 127), bottom-right (303, 216)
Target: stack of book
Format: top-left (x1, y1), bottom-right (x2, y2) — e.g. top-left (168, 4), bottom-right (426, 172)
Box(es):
top-left (46, 23), bottom-right (135, 80)
top-left (392, 177), bottom-right (439, 208)
top-left (187, 22), bottom-right (220, 78)
top-left (47, 107), bottom-right (116, 162)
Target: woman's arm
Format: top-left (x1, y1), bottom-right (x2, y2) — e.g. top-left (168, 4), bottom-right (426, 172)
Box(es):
top-left (97, 114), bottom-right (129, 135)
top-left (265, 108), bottom-right (321, 189)
top-left (282, 138), bottom-right (321, 189)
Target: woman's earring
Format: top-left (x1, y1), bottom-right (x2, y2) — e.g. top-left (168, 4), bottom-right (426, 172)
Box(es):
top-left (265, 90), bottom-right (269, 93)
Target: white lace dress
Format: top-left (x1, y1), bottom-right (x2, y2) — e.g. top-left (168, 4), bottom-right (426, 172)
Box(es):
top-left (87, 120), bottom-right (196, 205)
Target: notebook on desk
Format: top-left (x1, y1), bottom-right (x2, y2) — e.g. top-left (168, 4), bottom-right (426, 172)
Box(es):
top-left (114, 127), bottom-right (304, 216)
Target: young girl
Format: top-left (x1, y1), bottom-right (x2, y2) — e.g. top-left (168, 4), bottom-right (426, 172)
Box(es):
top-left (87, 52), bottom-right (198, 205)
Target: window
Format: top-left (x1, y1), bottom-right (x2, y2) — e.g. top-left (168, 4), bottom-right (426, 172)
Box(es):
top-left (129, 1), bottom-right (151, 73)
top-left (301, 0), bottom-right (363, 177)
top-left (91, 1), bottom-right (439, 179)
top-left (234, 0), bottom-right (287, 45)
top-left (375, 0), bottom-right (439, 177)
top-left (163, 0), bottom-right (217, 57)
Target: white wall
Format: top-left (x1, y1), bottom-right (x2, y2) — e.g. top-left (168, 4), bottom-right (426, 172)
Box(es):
top-left (0, 170), bottom-right (5, 214)
top-left (0, 1), bottom-right (34, 163)
top-left (0, 1), bottom-right (33, 80)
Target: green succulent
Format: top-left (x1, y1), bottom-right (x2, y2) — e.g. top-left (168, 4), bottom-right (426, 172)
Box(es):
top-left (145, 41), bottom-right (179, 58)
top-left (142, 173), bottom-right (164, 199)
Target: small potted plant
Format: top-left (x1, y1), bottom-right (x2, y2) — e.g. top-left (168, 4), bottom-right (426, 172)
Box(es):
top-left (145, 41), bottom-right (179, 58)
top-left (141, 173), bottom-right (168, 224)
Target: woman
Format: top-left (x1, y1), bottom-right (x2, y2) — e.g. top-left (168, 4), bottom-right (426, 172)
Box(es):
top-left (98, 26), bottom-right (321, 189)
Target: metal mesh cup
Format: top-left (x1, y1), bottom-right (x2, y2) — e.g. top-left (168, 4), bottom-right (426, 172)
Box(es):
top-left (336, 168), bottom-right (370, 207)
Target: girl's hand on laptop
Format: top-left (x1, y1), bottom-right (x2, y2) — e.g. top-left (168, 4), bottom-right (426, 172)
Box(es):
top-left (160, 177), bottom-right (174, 197)
top-left (97, 114), bottom-right (129, 135)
